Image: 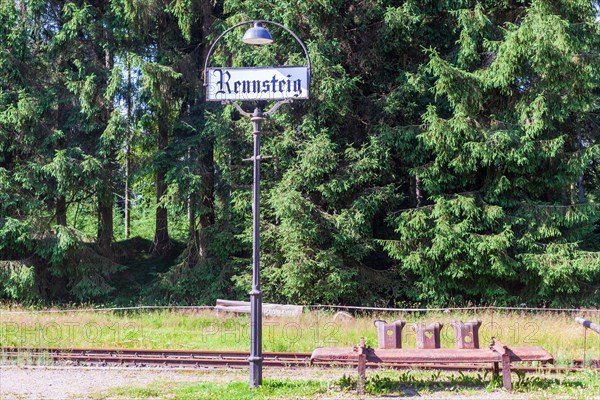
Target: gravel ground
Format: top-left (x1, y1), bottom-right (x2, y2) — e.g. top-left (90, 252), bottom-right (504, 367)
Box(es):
top-left (0, 366), bottom-right (214, 399)
top-left (0, 366), bottom-right (552, 400)
top-left (0, 366), bottom-right (353, 400)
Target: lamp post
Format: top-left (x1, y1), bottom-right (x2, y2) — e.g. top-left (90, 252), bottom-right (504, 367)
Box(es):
top-left (203, 20), bottom-right (310, 388)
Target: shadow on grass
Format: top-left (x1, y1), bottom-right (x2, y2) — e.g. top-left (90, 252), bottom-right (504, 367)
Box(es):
top-left (335, 369), bottom-right (600, 397)
top-left (105, 369), bottom-right (599, 399)
top-left (337, 370), bottom-right (496, 397)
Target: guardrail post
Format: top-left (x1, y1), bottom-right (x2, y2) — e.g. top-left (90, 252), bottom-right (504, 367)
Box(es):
top-left (450, 320), bottom-right (481, 349)
top-left (414, 322), bottom-right (443, 349)
top-left (490, 337), bottom-right (512, 391)
top-left (374, 320), bottom-right (406, 349)
top-left (357, 337), bottom-right (367, 395)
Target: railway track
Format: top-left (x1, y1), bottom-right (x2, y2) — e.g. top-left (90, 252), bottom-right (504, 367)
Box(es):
top-left (0, 346), bottom-right (596, 373)
top-left (0, 347), bottom-right (312, 369)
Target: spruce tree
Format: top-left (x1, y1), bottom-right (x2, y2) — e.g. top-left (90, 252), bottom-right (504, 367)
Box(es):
top-left (218, 0), bottom-right (451, 304)
top-left (0, 0), bottom-right (125, 301)
top-left (382, 0), bottom-right (600, 305)
top-left (1, 0), bottom-right (598, 307)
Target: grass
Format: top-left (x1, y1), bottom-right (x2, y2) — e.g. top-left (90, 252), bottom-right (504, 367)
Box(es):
top-left (2, 306), bottom-right (599, 399)
top-left (95, 369), bottom-right (600, 399)
top-left (102, 378), bottom-right (333, 400)
top-left (351, 369), bottom-right (600, 398)
top-left (1, 307), bottom-right (598, 367)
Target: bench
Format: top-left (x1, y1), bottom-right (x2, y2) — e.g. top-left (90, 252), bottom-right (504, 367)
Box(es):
top-left (310, 337), bottom-right (554, 393)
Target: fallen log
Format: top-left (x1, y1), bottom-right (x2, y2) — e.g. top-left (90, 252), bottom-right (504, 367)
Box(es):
top-left (215, 299), bottom-right (303, 317)
top-left (576, 317), bottom-right (600, 335)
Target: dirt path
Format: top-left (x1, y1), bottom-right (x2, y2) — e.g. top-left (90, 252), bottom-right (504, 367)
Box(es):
top-left (1, 366), bottom-right (214, 399)
top-left (1, 366), bottom-right (352, 399)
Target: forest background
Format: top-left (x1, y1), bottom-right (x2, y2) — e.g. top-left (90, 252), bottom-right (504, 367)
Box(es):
top-left (1, 0), bottom-right (599, 308)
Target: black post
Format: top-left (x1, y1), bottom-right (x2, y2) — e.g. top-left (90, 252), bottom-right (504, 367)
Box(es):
top-left (203, 20), bottom-right (310, 391)
top-left (249, 107), bottom-right (264, 387)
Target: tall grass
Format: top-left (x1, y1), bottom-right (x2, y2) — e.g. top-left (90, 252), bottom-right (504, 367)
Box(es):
top-left (1, 307), bottom-right (598, 366)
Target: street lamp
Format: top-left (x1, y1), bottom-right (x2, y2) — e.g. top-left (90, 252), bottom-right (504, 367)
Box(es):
top-left (242, 22), bottom-right (274, 45)
top-left (203, 20), bottom-right (310, 388)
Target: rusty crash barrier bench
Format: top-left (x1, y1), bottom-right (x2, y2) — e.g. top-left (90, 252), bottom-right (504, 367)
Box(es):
top-left (310, 337), bottom-right (554, 393)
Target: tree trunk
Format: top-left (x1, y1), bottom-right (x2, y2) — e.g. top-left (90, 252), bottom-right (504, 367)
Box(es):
top-left (56, 196), bottom-right (67, 226)
top-left (97, 185), bottom-right (113, 253)
top-left (186, 145), bottom-right (199, 267)
top-left (97, 37), bottom-right (114, 256)
top-left (196, 141), bottom-right (215, 262)
top-left (153, 119), bottom-right (171, 256)
top-left (124, 55), bottom-right (132, 239)
top-left (192, 1), bottom-right (216, 264)
top-left (576, 133), bottom-right (585, 204)
top-left (151, 18), bottom-right (172, 256)
top-left (98, 146), bottom-right (114, 254)
top-left (410, 175), bottom-right (423, 208)
top-left (187, 147), bottom-right (195, 240)
top-left (125, 144), bottom-right (131, 239)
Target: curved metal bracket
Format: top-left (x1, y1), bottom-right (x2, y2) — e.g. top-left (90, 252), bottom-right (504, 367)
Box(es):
top-left (203, 20), bottom-right (311, 87)
top-left (265, 99), bottom-right (293, 117)
top-left (224, 99), bottom-right (293, 119)
top-left (224, 100), bottom-right (253, 118)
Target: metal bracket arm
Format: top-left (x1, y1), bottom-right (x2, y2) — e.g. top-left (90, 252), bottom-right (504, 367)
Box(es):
top-left (224, 99), bottom-right (293, 119)
top-left (265, 99), bottom-right (293, 117)
top-left (223, 101), bottom-right (253, 118)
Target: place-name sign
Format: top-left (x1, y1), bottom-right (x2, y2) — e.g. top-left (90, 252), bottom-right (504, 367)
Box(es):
top-left (206, 66), bottom-right (309, 101)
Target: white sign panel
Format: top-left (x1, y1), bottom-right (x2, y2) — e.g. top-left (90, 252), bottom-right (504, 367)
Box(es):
top-left (206, 66), bottom-right (309, 101)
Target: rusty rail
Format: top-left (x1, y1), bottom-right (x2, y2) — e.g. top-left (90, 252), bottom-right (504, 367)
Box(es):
top-left (311, 337), bottom-right (558, 394)
top-left (0, 347), bottom-right (312, 369)
top-left (1, 346), bottom-right (594, 374)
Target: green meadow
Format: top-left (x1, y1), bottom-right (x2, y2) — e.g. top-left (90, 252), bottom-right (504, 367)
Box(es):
top-left (1, 307), bottom-right (598, 367)
top-left (2, 307), bottom-right (599, 399)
